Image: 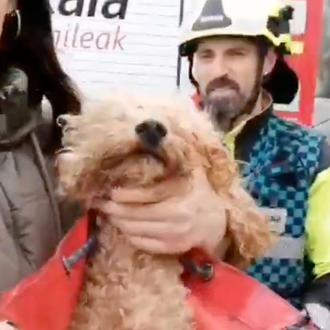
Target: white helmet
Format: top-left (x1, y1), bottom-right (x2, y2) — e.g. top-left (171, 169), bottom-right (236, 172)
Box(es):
top-left (179, 0), bottom-right (303, 56)
top-left (180, 0), bottom-right (302, 104)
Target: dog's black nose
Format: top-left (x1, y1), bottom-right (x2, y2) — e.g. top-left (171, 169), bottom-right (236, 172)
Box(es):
top-left (135, 120), bottom-right (167, 149)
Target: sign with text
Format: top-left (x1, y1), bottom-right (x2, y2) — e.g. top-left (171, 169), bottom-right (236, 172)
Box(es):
top-left (51, 0), bottom-right (186, 100)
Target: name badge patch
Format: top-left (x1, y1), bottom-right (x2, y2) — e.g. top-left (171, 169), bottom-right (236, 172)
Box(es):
top-left (260, 207), bottom-right (287, 234)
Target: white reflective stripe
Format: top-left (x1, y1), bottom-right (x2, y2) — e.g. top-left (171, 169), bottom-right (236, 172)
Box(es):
top-left (305, 303), bottom-right (330, 329)
top-left (265, 235), bottom-right (305, 259)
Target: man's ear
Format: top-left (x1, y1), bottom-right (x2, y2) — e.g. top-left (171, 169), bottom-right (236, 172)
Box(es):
top-left (263, 48), bottom-right (277, 76)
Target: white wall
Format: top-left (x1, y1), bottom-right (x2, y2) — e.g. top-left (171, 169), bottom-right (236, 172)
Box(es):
top-left (51, 0), bottom-right (194, 101)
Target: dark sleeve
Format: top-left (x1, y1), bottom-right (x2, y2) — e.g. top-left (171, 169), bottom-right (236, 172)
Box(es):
top-left (303, 274), bottom-right (330, 328)
top-left (304, 274), bottom-right (330, 307)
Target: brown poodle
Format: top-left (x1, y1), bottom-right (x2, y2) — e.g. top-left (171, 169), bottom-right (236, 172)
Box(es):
top-left (56, 92), bottom-right (274, 330)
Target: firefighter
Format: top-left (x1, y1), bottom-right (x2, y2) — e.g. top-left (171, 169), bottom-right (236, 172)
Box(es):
top-left (176, 0), bottom-right (330, 327)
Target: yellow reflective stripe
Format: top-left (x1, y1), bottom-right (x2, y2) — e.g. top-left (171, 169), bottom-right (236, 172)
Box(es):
top-left (269, 5), bottom-right (282, 18)
top-left (290, 41), bottom-right (304, 54)
top-left (306, 168), bottom-right (330, 278)
top-left (268, 1), bottom-right (293, 19)
top-left (224, 134), bottom-right (235, 157)
top-left (224, 121), bottom-right (246, 157)
top-left (263, 29), bottom-right (304, 55)
top-left (263, 29), bottom-right (280, 46)
top-left (278, 34), bottom-right (291, 44)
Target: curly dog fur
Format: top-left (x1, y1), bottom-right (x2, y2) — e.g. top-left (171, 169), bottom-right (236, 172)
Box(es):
top-left (56, 92), bottom-right (274, 330)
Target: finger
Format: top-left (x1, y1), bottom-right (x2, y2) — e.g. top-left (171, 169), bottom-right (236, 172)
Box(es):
top-left (127, 236), bottom-right (188, 255)
top-left (0, 322), bottom-right (17, 330)
top-left (94, 200), bottom-right (171, 221)
top-left (111, 218), bottom-right (191, 240)
top-left (110, 176), bottom-right (191, 203)
top-left (110, 169), bottom-right (206, 204)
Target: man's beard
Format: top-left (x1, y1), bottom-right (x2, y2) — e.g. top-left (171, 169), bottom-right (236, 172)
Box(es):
top-left (203, 74), bottom-right (261, 132)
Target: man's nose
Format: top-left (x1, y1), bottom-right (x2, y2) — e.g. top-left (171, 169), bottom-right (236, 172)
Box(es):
top-left (135, 120), bottom-right (167, 150)
top-left (213, 55), bottom-right (230, 77)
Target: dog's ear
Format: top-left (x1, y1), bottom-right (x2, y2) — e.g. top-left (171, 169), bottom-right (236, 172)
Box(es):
top-left (201, 140), bottom-right (275, 269)
top-left (203, 140), bottom-right (238, 193)
top-left (223, 180), bottom-right (276, 269)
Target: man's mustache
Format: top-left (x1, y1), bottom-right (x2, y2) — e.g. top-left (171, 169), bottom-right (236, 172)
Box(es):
top-left (206, 76), bottom-right (240, 95)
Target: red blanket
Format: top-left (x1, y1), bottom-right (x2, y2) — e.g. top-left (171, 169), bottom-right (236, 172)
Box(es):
top-left (0, 217), bottom-right (314, 330)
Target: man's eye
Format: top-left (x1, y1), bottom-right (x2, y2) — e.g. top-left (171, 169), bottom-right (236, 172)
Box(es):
top-left (198, 51), bottom-right (213, 59)
top-left (228, 50), bottom-right (246, 56)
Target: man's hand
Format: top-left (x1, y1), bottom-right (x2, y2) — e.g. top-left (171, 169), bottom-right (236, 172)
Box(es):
top-left (0, 321), bottom-right (17, 330)
top-left (95, 169), bottom-right (228, 255)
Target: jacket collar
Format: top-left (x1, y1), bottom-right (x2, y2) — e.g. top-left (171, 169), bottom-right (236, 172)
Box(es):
top-left (224, 90), bottom-right (273, 161)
